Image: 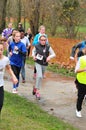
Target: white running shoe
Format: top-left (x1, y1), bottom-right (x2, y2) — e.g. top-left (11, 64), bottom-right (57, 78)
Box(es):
top-left (76, 110), bottom-right (82, 118)
top-left (12, 88), bottom-right (18, 94)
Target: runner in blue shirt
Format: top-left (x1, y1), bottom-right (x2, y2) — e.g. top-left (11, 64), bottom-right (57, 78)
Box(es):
top-left (8, 31), bottom-right (27, 93)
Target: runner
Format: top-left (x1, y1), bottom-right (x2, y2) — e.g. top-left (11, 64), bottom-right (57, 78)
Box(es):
top-left (0, 40), bottom-right (18, 114)
top-left (32, 34), bottom-right (55, 100)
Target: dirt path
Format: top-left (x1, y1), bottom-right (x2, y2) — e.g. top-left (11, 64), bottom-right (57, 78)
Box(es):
top-left (4, 64), bottom-right (86, 130)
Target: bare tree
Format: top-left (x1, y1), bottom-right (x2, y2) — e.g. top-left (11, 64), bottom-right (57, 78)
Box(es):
top-left (6, 0), bottom-right (22, 28)
top-left (0, 0), bottom-right (7, 33)
top-left (59, 0), bottom-right (83, 38)
top-left (0, 0), bottom-right (86, 38)
top-left (49, 1), bottom-right (60, 36)
top-left (17, 0), bottom-right (22, 25)
top-left (28, 0), bottom-right (40, 35)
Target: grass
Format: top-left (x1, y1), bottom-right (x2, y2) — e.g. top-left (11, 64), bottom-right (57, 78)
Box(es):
top-left (47, 63), bottom-right (75, 77)
top-left (56, 26), bottom-right (86, 33)
top-left (78, 26), bottom-right (86, 33)
top-left (26, 57), bottom-right (35, 65)
top-left (50, 26), bottom-right (86, 38)
top-left (0, 91), bottom-right (78, 130)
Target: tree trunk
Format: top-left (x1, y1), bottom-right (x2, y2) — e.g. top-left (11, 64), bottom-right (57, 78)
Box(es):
top-left (29, 0), bottom-right (40, 36)
top-left (0, 0), bottom-right (7, 33)
top-left (16, 0), bottom-right (22, 28)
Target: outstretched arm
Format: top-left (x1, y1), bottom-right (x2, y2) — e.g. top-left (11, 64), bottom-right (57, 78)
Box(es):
top-left (46, 47), bottom-right (56, 62)
top-left (70, 43), bottom-right (82, 60)
top-left (6, 64), bottom-right (18, 84)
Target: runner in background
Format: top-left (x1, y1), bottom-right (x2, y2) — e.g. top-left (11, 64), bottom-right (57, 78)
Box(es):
top-left (1, 23), bottom-right (13, 40)
top-left (70, 37), bottom-right (86, 62)
top-left (17, 22), bottom-right (24, 32)
top-left (25, 28), bottom-right (33, 57)
top-left (20, 29), bottom-right (30, 83)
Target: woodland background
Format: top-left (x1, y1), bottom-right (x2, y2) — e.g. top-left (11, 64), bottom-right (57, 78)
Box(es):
top-left (0, 0), bottom-right (86, 67)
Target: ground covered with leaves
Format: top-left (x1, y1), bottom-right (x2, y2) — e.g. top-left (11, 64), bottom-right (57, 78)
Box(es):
top-left (48, 38), bottom-right (80, 68)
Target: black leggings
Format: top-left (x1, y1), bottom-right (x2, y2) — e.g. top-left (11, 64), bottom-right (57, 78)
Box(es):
top-left (34, 66), bottom-right (36, 74)
top-left (0, 86), bottom-right (4, 113)
top-left (11, 65), bottom-right (21, 88)
top-left (76, 80), bottom-right (86, 111)
top-left (11, 65), bottom-right (21, 80)
top-left (27, 46), bottom-right (31, 57)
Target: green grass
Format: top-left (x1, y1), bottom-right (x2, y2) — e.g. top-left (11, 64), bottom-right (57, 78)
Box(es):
top-left (56, 26), bottom-right (86, 33)
top-left (78, 26), bottom-right (86, 33)
top-left (0, 91), bottom-right (78, 130)
top-left (51, 26), bottom-right (86, 38)
top-left (47, 63), bottom-right (75, 77)
top-left (26, 57), bottom-right (35, 65)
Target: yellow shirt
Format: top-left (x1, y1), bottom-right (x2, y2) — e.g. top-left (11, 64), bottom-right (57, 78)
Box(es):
top-left (77, 55), bottom-right (86, 84)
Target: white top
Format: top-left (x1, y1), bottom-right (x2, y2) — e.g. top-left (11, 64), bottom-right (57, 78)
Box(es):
top-left (75, 56), bottom-right (86, 73)
top-left (75, 60), bottom-right (80, 73)
top-left (21, 36), bottom-right (30, 47)
top-left (0, 56), bottom-right (10, 87)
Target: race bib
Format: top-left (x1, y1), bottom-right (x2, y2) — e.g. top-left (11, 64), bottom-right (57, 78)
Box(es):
top-left (36, 54), bottom-right (43, 60)
top-left (13, 50), bottom-right (19, 54)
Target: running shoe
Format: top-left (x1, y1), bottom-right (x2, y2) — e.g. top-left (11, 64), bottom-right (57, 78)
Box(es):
top-left (35, 92), bottom-right (40, 100)
top-left (12, 88), bottom-right (18, 94)
top-left (32, 87), bottom-right (37, 95)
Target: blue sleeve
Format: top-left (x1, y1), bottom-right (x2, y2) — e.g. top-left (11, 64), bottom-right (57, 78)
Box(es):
top-left (32, 34), bottom-right (39, 46)
top-left (18, 43), bottom-right (27, 56)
